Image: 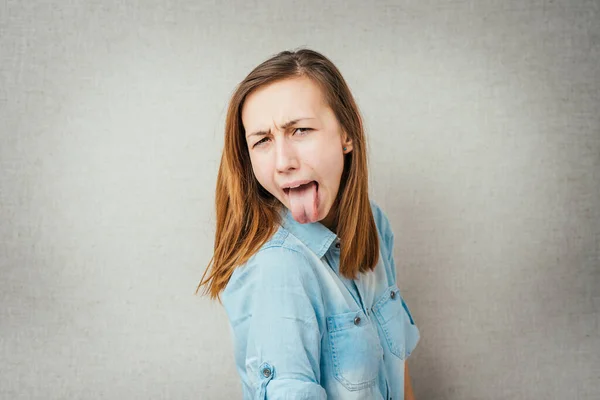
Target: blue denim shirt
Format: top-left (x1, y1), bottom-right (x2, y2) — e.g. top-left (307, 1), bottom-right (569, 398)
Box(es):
top-left (222, 200), bottom-right (420, 399)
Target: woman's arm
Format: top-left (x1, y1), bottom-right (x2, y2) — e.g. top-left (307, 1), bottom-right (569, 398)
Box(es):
top-left (405, 364), bottom-right (415, 400)
top-left (239, 246), bottom-right (327, 399)
top-left (371, 202), bottom-right (420, 400)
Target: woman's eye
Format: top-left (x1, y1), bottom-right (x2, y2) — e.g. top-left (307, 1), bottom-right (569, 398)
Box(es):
top-left (253, 129), bottom-right (311, 148)
top-left (294, 127), bottom-right (312, 135)
top-left (254, 137), bottom-right (270, 147)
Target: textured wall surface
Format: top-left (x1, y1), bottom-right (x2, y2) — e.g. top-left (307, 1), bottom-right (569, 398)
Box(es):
top-left (1, 1), bottom-right (598, 399)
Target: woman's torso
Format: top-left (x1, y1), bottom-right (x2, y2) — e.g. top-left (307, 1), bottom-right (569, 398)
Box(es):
top-left (221, 200), bottom-right (420, 399)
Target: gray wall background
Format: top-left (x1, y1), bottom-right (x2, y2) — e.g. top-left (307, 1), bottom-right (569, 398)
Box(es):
top-left (1, 0), bottom-right (598, 399)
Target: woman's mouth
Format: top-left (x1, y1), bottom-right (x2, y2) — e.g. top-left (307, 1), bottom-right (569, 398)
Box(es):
top-left (283, 180), bottom-right (319, 196)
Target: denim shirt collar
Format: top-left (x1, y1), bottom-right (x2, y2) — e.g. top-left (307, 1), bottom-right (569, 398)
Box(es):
top-left (279, 207), bottom-right (338, 258)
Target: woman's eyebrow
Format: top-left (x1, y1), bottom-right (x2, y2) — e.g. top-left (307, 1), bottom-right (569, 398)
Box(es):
top-left (246, 117), bottom-right (316, 138)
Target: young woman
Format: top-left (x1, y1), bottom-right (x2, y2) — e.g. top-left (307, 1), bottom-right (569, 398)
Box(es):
top-left (197, 49), bottom-right (420, 400)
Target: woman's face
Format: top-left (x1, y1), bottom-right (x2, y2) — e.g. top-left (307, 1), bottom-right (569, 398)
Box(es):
top-left (242, 76), bottom-right (353, 226)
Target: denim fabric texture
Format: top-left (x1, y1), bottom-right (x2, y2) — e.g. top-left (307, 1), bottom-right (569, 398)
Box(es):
top-left (222, 200), bottom-right (420, 399)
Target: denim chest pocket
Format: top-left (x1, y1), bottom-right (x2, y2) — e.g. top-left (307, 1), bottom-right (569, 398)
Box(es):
top-left (372, 286), bottom-right (420, 360)
top-left (326, 309), bottom-right (383, 391)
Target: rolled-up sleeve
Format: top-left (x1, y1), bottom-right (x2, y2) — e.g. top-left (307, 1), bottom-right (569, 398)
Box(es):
top-left (243, 246), bottom-right (327, 400)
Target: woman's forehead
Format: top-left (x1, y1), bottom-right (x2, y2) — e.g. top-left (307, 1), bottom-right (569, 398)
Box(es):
top-left (241, 77), bottom-right (330, 130)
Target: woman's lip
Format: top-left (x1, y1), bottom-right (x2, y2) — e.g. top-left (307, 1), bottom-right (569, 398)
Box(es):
top-left (281, 179), bottom-right (316, 190)
top-left (282, 180), bottom-right (319, 196)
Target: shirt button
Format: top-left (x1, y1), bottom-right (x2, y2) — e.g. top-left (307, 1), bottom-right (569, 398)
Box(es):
top-left (390, 291), bottom-right (396, 299)
top-left (262, 367), bottom-right (271, 378)
top-left (353, 316), bottom-right (361, 325)
top-left (335, 242), bottom-right (340, 248)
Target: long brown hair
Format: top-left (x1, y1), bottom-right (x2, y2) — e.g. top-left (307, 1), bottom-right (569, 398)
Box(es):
top-left (196, 48), bottom-right (379, 300)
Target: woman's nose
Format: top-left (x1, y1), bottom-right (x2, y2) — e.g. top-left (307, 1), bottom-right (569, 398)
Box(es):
top-left (275, 139), bottom-right (299, 173)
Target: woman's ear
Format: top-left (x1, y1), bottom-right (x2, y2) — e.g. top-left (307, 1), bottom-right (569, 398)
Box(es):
top-left (342, 132), bottom-right (353, 154)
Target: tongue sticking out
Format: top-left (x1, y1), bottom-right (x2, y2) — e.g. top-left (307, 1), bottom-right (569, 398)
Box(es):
top-left (288, 181), bottom-right (319, 224)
